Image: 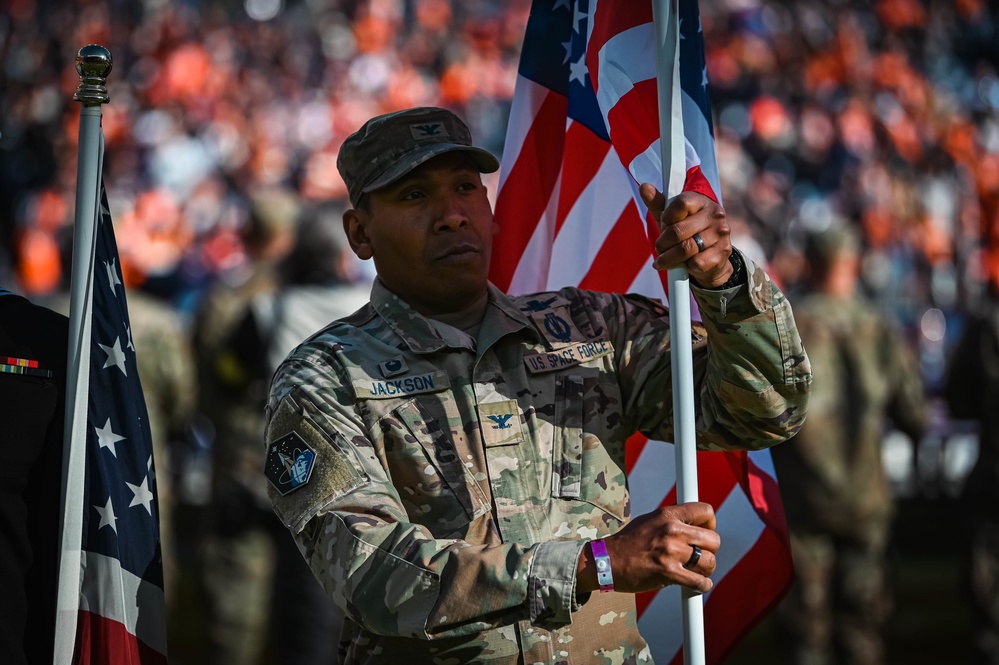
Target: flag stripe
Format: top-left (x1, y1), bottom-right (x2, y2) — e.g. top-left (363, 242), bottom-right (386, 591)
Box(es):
top-left (577, 198), bottom-right (650, 292)
top-left (554, 121), bottom-right (612, 236)
top-left (74, 611), bottom-right (168, 665)
top-left (78, 551), bottom-right (168, 654)
top-left (492, 88), bottom-right (568, 293)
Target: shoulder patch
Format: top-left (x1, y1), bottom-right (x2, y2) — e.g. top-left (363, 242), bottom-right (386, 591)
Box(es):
top-left (264, 394), bottom-right (368, 533)
top-left (265, 432), bottom-right (317, 496)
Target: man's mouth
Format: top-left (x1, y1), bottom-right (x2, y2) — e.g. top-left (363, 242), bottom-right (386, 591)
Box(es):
top-left (437, 243), bottom-right (480, 260)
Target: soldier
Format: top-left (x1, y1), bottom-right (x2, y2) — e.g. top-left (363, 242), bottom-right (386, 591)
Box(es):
top-left (209, 203), bottom-right (371, 665)
top-left (263, 106), bottom-right (812, 664)
top-left (943, 302), bottom-right (999, 665)
top-left (771, 226), bottom-right (928, 665)
top-left (0, 288), bottom-right (68, 665)
top-left (192, 188), bottom-right (298, 664)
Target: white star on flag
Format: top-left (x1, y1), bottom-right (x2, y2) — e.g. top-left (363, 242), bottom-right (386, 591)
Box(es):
top-left (562, 37), bottom-right (573, 64)
top-left (553, 0), bottom-right (570, 11)
top-left (95, 496), bottom-right (118, 533)
top-left (99, 336), bottom-right (128, 376)
top-left (126, 322), bottom-right (134, 352)
top-left (573, 4), bottom-right (587, 33)
top-left (95, 418), bottom-right (125, 457)
top-left (104, 258), bottom-right (121, 295)
top-left (569, 54), bottom-right (588, 86)
top-left (126, 476), bottom-right (155, 516)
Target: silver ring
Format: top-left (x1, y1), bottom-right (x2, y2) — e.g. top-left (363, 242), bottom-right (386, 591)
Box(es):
top-left (684, 544), bottom-right (702, 569)
top-left (692, 233), bottom-right (706, 254)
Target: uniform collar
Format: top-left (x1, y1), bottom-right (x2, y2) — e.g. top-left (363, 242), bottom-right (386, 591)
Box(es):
top-left (369, 279), bottom-right (538, 354)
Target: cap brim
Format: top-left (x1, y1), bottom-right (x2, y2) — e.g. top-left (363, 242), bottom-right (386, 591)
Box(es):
top-left (361, 143), bottom-right (501, 196)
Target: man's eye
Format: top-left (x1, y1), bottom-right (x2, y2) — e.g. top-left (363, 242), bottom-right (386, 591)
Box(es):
top-left (401, 190), bottom-right (425, 201)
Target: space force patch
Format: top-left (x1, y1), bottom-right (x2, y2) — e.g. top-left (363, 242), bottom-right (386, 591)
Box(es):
top-left (265, 432), bottom-right (317, 496)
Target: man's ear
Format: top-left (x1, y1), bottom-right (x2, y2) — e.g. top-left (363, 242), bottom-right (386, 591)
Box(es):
top-left (343, 208), bottom-right (373, 260)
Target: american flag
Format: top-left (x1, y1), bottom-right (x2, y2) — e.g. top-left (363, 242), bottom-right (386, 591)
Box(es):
top-left (57, 186), bottom-right (168, 664)
top-left (490, 1), bottom-right (792, 663)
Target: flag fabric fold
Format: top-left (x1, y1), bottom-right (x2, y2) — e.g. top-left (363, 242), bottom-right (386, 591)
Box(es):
top-left (60, 181), bottom-right (168, 665)
top-left (491, 1), bottom-right (792, 662)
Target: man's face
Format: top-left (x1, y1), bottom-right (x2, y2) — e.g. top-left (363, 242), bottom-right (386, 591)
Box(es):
top-left (344, 152), bottom-right (497, 315)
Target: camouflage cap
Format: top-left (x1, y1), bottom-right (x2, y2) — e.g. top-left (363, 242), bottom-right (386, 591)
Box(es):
top-left (337, 107), bottom-right (500, 207)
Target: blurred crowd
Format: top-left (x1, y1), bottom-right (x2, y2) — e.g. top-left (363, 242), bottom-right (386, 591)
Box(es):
top-left (4, 0), bottom-right (999, 662)
top-left (0, 0), bottom-right (528, 311)
top-left (1, 0), bottom-right (997, 379)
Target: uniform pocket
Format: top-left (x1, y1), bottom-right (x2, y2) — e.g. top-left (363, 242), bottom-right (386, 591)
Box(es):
top-left (552, 375), bottom-right (583, 498)
top-left (390, 400), bottom-right (490, 537)
top-left (550, 374), bottom-right (628, 525)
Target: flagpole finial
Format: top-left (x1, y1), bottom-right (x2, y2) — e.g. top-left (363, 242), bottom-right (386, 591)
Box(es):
top-left (73, 45), bottom-right (113, 106)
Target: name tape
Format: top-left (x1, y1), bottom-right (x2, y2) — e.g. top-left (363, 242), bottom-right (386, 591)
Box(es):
top-left (524, 340), bottom-right (613, 374)
top-left (354, 370), bottom-right (450, 399)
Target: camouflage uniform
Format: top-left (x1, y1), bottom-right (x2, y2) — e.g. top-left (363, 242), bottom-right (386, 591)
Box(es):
top-left (264, 254), bottom-right (811, 665)
top-left (944, 309), bottom-right (999, 665)
top-left (772, 294), bottom-right (927, 665)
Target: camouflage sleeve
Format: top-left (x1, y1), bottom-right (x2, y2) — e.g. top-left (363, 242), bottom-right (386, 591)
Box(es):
top-left (603, 250), bottom-right (810, 451)
top-left (265, 354), bottom-right (588, 640)
top-left (688, 251), bottom-right (811, 450)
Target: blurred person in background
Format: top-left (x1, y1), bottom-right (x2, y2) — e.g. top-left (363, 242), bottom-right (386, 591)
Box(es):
top-left (0, 288), bottom-right (68, 665)
top-left (191, 188), bottom-right (299, 664)
top-left (205, 201), bottom-right (372, 665)
top-left (771, 225), bottom-right (929, 665)
top-left (943, 299), bottom-right (999, 665)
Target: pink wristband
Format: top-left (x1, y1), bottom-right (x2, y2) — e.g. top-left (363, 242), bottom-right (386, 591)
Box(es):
top-left (589, 539), bottom-right (614, 593)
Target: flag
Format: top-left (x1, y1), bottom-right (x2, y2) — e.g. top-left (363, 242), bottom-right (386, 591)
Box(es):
top-left (58, 185), bottom-right (168, 664)
top-left (490, 1), bottom-right (792, 663)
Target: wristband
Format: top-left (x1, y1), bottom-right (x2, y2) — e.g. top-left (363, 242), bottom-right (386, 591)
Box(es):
top-left (589, 539), bottom-right (614, 593)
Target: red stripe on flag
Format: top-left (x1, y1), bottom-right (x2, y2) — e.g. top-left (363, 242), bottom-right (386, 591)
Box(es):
top-left (695, 527), bottom-right (793, 665)
top-left (554, 123), bottom-right (611, 237)
top-left (742, 454), bottom-right (790, 539)
top-left (73, 611), bottom-right (167, 665)
top-left (625, 432), bottom-right (648, 473)
top-left (605, 79), bottom-right (660, 168)
top-left (578, 199), bottom-right (651, 292)
top-left (491, 91), bottom-right (568, 292)
top-left (683, 164), bottom-right (718, 203)
top-left (587, 0), bottom-right (653, 87)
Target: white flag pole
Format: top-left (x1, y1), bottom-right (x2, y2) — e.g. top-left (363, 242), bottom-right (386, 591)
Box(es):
top-left (53, 44), bottom-right (112, 665)
top-left (650, 1), bottom-right (706, 664)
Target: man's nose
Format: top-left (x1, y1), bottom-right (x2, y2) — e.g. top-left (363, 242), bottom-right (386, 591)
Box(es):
top-left (434, 195), bottom-right (468, 231)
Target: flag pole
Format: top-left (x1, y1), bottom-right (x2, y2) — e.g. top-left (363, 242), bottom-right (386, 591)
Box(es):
top-left (650, 1), bottom-right (706, 664)
top-left (54, 44), bottom-right (112, 665)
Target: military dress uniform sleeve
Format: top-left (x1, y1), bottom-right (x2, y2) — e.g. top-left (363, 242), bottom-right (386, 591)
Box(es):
top-left (264, 352), bottom-right (586, 640)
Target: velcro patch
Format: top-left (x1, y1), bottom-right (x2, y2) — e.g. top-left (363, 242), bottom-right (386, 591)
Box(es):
top-left (529, 306), bottom-right (587, 349)
top-left (478, 400), bottom-right (524, 447)
top-left (265, 395), bottom-right (367, 533)
top-left (265, 432), bottom-right (317, 496)
top-left (353, 371), bottom-right (450, 399)
top-left (524, 339), bottom-right (613, 374)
